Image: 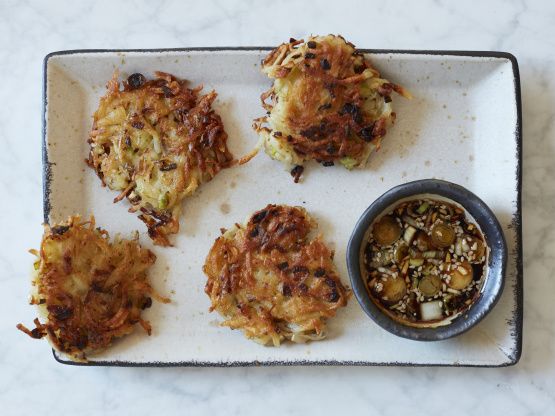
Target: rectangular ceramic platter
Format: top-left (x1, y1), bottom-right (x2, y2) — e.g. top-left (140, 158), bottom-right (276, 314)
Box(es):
top-left (44, 48), bottom-right (522, 366)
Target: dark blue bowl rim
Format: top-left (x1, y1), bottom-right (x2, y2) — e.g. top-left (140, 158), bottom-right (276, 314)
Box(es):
top-left (346, 179), bottom-right (508, 341)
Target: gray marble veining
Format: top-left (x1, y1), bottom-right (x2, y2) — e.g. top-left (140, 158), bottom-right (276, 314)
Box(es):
top-left (0, 0), bottom-right (553, 414)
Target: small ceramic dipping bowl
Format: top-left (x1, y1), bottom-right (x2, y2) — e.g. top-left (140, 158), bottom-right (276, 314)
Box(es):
top-left (346, 179), bottom-right (507, 341)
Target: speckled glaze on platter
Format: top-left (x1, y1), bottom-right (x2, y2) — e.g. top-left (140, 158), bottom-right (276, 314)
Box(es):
top-left (43, 48), bottom-right (522, 367)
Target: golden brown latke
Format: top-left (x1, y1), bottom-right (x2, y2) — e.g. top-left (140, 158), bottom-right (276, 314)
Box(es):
top-left (88, 71), bottom-right (234, 246)
top-left (249, 35), bottom-right (410, 182)
top-left (204, 204), bottom-right (350, 346)
top-left (17, 216), bottom-right (169, 361)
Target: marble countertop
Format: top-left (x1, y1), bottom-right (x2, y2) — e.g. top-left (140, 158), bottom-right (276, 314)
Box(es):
top-left (0, 0), bottom-right (553, 414)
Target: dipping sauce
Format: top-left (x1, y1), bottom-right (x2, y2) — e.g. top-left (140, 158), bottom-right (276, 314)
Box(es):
top-left (362, 198), bottom-right (488, 326)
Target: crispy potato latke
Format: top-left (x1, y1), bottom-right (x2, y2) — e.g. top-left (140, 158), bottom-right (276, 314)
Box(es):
top-left (204, 204), bottom-right (350, 346)
top-left (17, 216), bottom-right (169, 361)
top-left (250, 35), bottom-right (410, 182)
top-left (88, 71), bottom-right (234, 246)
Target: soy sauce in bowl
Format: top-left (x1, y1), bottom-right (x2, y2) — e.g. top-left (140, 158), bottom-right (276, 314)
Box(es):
top-left (363, 198), bottom-right (487, 328)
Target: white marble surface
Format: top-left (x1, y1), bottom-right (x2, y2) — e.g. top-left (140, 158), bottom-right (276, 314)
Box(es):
top-left (0, 0), bottom-right (553, 414)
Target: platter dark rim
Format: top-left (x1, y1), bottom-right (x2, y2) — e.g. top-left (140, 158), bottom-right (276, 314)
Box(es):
top-left (42, 48), bottom-right (522, 368)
